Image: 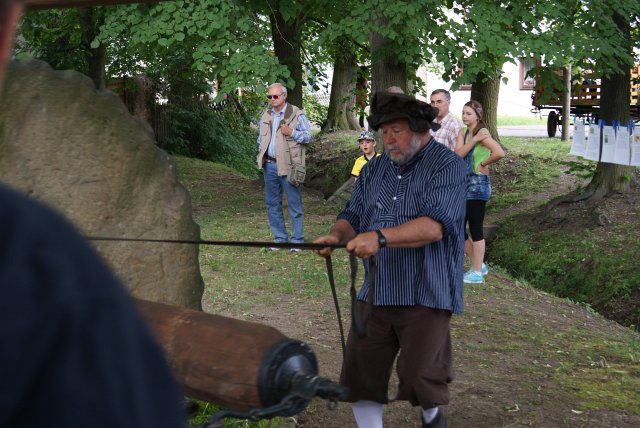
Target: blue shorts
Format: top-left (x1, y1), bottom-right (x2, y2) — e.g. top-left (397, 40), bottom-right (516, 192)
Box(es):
top-left (466, 174), bottom-right (491, 201)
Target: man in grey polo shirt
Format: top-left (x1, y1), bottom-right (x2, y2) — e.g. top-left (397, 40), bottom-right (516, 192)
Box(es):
top-left (315, 91), bottom-right (466, 428)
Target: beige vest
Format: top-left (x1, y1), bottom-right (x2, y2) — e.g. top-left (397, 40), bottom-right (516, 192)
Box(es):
top-left (256, 104), bottom-right (305, 176)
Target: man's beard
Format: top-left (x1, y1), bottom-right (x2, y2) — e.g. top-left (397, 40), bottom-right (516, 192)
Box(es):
top-left (385, 134), bottom-right (422, 166)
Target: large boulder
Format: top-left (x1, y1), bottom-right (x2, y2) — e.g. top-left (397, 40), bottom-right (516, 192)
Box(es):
top-left (0, 60), bottom-right (203, 310)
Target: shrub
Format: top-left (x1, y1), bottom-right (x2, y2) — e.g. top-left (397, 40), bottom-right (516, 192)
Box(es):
top-left (303, 92), bottom-right (329, 128)
top-left (157, 100), bottom-right (258, 178)
top-left (490, 218), bottom-right (639, 327)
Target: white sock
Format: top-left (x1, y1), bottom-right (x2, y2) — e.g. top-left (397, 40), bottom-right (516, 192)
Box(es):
top-left (352, 400), bottom-right (384, 428)
top-left (422, 406), bottom-right (439, 423)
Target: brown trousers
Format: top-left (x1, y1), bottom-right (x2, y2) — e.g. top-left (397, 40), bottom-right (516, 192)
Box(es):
top-left (340, 304), bottom-right (453, 408)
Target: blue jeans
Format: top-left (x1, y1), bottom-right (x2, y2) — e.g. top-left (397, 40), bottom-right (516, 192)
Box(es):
top-left (263, 161), bottom-right (304, 243)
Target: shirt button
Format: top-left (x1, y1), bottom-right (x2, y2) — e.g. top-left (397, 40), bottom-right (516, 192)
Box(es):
top-left (392, 197), bottom-right (397, 201)
top-left (398, 175), bottom-right (402, 179)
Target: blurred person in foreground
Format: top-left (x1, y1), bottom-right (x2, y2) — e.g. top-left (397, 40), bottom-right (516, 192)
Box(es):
top-left (0, 4), bottom-right (186, 427)
top-left (314, 90), bottom-right (466, 428)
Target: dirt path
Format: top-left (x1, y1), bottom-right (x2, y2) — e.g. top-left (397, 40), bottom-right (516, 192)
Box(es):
top-left (181, 158), bottom-right (640, 428)
top-left (208, 275), bottom-right (640, 428)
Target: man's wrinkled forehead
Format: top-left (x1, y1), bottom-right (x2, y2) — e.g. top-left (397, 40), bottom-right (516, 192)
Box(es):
top-left (430, 93), bottom-right (448, 103)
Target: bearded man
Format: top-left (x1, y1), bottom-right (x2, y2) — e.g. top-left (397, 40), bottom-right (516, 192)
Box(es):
top-left (314, 91), bottom-right (466, 428)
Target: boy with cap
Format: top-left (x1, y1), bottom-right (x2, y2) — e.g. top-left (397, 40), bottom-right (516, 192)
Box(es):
top-left (314, 91), bottom-right (466, 428)
top-left (351, 131), bottom-right (380, 178)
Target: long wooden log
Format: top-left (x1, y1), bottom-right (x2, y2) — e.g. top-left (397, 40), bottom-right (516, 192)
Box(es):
top-left (136, 299), bottom-right (294, 411)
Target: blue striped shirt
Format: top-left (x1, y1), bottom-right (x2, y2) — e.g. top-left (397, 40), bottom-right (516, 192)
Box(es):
top-left (337, 139), bottom-right (467, 313)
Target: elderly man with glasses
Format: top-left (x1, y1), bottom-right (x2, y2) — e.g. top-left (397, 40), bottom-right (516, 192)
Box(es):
top-left (256, 83), bottom-right (313, 251)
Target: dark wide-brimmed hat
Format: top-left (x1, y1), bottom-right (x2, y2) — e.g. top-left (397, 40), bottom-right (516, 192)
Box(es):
top-left (367, 91), bottom-right (440, 133)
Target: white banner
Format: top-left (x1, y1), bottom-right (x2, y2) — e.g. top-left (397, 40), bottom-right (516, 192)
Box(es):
top-left (600, 126), bottom-right (616, 163)
top-left (584, 123), bottom-right (601, 161)
top-left (569, 121), bottom-right (637, 167)
top-left (614, 125), bottom-right (631, 166)
top-left (631, 126), bottom-right (640, 167)
top-left (570, 121), bottom-right (586, 157)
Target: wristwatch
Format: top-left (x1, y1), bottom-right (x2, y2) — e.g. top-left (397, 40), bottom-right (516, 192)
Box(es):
top-left (375, 230), bottom-right (387, 248)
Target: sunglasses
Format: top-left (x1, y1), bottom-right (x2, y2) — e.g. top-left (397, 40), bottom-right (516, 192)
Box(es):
top-left (267, 94), bottom-right (284, 100)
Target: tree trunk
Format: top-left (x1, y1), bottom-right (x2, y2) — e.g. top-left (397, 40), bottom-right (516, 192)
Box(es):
top-left (269, 10), bottom-right (303, 108)
top-left (322, 46), bottom-right (358, 133)
top-left (561, 65), bottom-right (571, 141)
top-left (370, 16), bottom-right (408, 94)
top-left (77, 7), bottom-right (105, 89)
top-left (470, 72), bottom-right (500, 140)
top-left (583, 13), bottom-right (632, 200)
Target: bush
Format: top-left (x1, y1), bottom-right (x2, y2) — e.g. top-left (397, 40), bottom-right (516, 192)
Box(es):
top-left (303, 92), bottom-right (329, 128)
top-left (157, 100), bottom-right (258, 178)
top-left (490, 217), bottom-right (639, 327)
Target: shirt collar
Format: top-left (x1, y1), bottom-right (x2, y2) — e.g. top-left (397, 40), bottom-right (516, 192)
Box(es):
top-left (435, 111), bottom-right (451, 124)
top-left (271, 103), bottom-right (288, 115)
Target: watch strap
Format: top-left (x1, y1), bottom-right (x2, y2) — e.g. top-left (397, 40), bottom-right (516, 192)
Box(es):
top-left (375, 229), bottom-right (387, 248)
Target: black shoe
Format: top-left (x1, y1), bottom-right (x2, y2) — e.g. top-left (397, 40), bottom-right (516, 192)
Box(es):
top-left (422, 409), bottom-right (446, 428)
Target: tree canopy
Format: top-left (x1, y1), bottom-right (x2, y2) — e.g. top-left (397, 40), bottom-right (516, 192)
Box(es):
top-left (15, 0), bottom-right (640, 139)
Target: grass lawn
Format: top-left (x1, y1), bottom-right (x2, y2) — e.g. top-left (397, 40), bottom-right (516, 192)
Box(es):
top-left (497, 115), bottom-right (546, 126)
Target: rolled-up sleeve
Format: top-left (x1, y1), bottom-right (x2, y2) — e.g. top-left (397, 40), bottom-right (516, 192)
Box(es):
top-left (291, 113), bottom-right (313, 144)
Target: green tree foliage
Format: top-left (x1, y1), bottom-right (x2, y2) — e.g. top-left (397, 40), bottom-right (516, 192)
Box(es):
top-left (317, 0), bottom-right (446, 93)
top-left (157, 100), bottom-right (258, 177)
top-left (95, 0), bottom-right (289, 98)
top-left (92, 1), bottom-right (289, 174)
top-left (240, 0), bottom-right (345, 107)
top-left (424, 1), bottom-right (545, 136)
top-left (518, 0), bottom-right (639, 102)
top-left (534, 1), bottom-right (638, 73)
top-left (520, 0), bottom-right (639, 199)
top-left (16, 8), bottom-right (104, 81)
